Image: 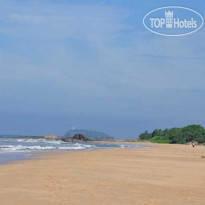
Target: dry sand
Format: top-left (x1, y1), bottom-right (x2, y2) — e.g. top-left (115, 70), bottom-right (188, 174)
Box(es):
top-left (0, 143), bottom-right (205, 205)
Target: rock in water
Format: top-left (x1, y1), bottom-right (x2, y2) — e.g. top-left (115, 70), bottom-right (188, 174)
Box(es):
top-left (61, 134), bottom-right (92, 142)
top-left (44, 135), bottom-right (58, 140)
top-left (73, 134), bottom-right (86, 141)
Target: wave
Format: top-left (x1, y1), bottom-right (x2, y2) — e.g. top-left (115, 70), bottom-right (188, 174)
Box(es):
top-left (0, 143), bottom-right (97, 152)
top-left (0, 138), bottom-right (139, 154)
top-left (16, 139), bottom-right (62, 145)
top-left (120, 144), bottom-right (142, 149)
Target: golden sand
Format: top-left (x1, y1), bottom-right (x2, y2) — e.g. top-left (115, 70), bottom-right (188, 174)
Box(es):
top-left (0, 143), bottom-right (205, 205)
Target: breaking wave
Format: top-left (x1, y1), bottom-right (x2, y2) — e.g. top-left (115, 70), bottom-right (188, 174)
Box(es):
top-left (0, 144), bottom-right (98, 152)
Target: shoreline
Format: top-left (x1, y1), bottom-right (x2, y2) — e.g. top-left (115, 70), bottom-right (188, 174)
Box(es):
top-left (0, 143), bottom-right (205, 204)
top-left (0, 141), bottom-right (149, 165)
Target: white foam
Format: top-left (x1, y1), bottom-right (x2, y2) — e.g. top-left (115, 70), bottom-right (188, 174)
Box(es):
top-left (0, 144), bottom-right (88, 152)
top-left (17, 139), bottom-right (44, 143)
top-left (46, 141), bottom-right (62, 145)
top-left (120, 144), bottom-right (128, 148)
top-left (120, 144), bottom-right (142, 149)
top-left (73, 143), bottom-right (96, 148)
top-left (0, 145), bottom-right (56, 151)
top-left (16, 139), bottom-right (63, 145)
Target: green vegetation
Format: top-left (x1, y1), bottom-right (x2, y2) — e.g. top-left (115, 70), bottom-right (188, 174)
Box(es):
top-left (139, 131), bottom-right (152, 140)
top-left (149, 136), bottom-right (171, 144)
top-left (139, 125), bottom-right (205, 144)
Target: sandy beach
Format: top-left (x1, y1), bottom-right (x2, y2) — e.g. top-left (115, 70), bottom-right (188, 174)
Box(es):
top-left (0, 143), bottom-right (205, 205)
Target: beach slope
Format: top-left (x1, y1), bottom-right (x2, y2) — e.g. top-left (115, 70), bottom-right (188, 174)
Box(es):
top-left (0, 144), bottom-right (205, 205)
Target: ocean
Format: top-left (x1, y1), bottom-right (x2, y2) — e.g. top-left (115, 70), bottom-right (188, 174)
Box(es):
top-left (0, 137), bottom-right (143, 164)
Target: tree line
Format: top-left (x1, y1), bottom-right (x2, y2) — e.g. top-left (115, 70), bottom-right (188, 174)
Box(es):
top-left (139, 125), bottom-right (205, 144)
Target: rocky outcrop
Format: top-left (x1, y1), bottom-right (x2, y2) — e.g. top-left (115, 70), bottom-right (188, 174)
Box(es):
top-left (44, 135), bottom-right (58, 140)
top-left (61, 134), bottom-right (92, 142)
top-left (72, 134), bottom-right (86, 141)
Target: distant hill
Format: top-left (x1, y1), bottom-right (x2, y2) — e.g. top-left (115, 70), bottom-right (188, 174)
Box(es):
top-left (64, 129), bottom-right (114, 140)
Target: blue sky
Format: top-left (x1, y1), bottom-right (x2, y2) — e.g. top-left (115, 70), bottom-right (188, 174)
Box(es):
top-left (0, 0), bottom-right (204, 138)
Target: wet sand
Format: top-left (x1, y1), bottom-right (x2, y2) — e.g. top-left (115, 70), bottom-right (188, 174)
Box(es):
top-left (0, 143), bottom-right (205, 205)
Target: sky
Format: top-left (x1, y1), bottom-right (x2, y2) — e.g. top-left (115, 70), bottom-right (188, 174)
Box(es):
top-left (0, 0), bottom-right (204, 138)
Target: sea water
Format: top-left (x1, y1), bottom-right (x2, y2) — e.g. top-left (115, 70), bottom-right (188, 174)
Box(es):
top-left (0, 137), bottom-right (143, 164)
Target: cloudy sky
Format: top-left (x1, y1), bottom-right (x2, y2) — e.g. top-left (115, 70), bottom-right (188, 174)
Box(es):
top-left (0, 0), bottom-right (204, 138)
